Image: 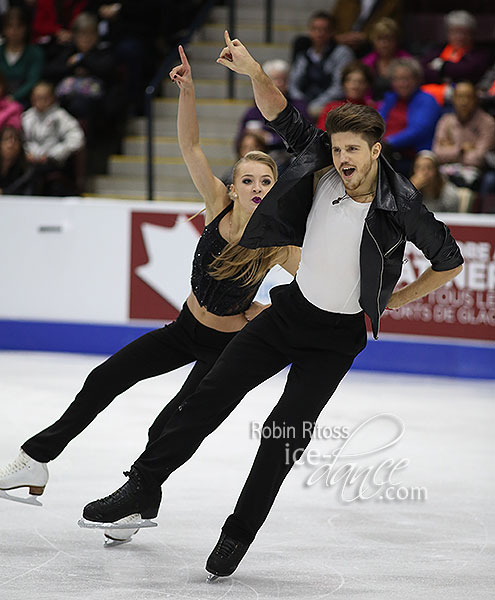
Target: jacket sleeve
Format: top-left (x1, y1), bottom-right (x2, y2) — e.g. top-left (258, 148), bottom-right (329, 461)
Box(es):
top-left (268, 102), bottom-right (331, 157)
top-left (386, 93), bottom-right (440, 150)
top-left (401, 195), bottom-right (464, 271)
top-left (46, 110), bottom-right (84, 162)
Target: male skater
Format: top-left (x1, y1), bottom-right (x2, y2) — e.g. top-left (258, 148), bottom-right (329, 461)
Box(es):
top-left (81, 33), bottom-right (463, 579)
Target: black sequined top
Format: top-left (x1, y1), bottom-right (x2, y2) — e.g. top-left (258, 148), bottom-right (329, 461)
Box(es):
top-left (191, 202), bottom-right (264, 316)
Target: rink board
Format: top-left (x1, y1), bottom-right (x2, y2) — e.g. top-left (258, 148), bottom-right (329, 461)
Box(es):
top-left (0, 197), bottom-right (494, 379)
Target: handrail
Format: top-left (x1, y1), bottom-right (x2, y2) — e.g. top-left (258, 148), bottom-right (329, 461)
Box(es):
top-left (144, 0), bottom-right (218, 201)
top-left (144, 0), bottom-right (275, 200)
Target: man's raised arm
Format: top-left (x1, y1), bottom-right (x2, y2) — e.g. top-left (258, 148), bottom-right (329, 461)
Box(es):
top-left (216, 30), bottom-right (287, 121)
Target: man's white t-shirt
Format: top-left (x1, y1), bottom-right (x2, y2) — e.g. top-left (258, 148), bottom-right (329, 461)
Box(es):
top-left (296, 168), bottom-right (371, 314)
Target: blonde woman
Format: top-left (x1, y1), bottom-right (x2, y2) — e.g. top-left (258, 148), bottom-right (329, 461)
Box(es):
top-left (0, 45), bottom-right (299, 543)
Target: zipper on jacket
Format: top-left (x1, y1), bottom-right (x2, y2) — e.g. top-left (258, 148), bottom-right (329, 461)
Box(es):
top-left (365, 221), bottom-right (384, 339)
top-left (384, 235), bottom-right (403, 258)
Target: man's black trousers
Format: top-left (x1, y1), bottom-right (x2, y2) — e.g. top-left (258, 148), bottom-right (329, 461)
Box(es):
top-left (133, 280), bottom-right (367, 544)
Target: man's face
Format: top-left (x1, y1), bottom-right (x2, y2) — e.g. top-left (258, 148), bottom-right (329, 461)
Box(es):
top-left (309, 18), bottom-right (332, 49)
top-left (447, 25), bottom-right (472, 49)
top-left (391, 66), bottom-right (418, 99)
top-left (453, 82), bottom-right (477, 122)
top-left (330, 132), bottom-right (379, 191)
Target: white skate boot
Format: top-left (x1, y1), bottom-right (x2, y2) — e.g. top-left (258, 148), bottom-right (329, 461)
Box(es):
top-left (0, 449), bottom-right (49, 506)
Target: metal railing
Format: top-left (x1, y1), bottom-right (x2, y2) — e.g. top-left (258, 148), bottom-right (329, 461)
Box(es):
top-left (144, 0), bottom-right (275, 200)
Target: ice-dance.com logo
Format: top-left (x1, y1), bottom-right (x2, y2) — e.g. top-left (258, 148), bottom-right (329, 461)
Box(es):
top-left (251, 413), bottom-right (427, 504)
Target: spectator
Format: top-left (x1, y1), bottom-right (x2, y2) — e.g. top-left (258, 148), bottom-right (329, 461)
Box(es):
top-left (0, 125), bottom-right (34, 195)
top-left (22, 81), bottom-right (84, 195)
top-left (477, 62), bottom-right (495, 117)
top-left (0, 7), bottom-right (44, 106)
top-left (31, 0), bottom-right (87, 45)
top-left (332, 0), bottom-right (403, 52)
top-left (422, 11), bottom-right (490, 87)
top-left (433, 81), bottom-right (495, 190)
top-left (410, 150), bottom-right (464, 212)
top-left (222, 131), bottom-right (268, 186)
top-left (44, 13), bottom-right (118, 138)
top-left (317, 60), bottom-right (374, 130)
top-left (379, 57), bottom-right (441, 175)
top-left (361, 17), bottom-right (410, 100)
top-left (289, 11), bottom-right (354, 120)
top-left (91, 1), bottom-right (161, 115)
top-left (0, 71), bottom-right (23, 129)
top-left (236, 59), bottom-right (309, 151)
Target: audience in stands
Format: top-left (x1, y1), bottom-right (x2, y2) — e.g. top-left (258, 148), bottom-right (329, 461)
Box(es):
top-left (0, 71), bottom-right (23, 129)
top-left (410, 150), bottom-right (465, 212)
top-left (0, 7), bottom-right (44, 106)
top-left (289, 11), bottom-right (354, 119)
top-left (22, 81), bottom-right (84, 195)
top-left (90, 0), bottom-right (162, 115)
top-left (237, 59), bottom-right (309, 151)
top-left (361, 18), bottom-right (410, 101)
top-left (317, 61), bottom-right (374, 130)
top-left (422, 11), bottom-right (490, 87)
top-left (0, 125), bottom-right (34, 195)
top-left (221, 131), bottom-right (268, 187)
top-left (379, 57), bottom-right (441, 175)
top-left (31, 0), bottom-right (87, 46)
top-left (332, 0), bottom-right (403, 53)
top-left (44, 13), bottom-right (117, 140)
top-left (433, 81), bottom-right (495, 190)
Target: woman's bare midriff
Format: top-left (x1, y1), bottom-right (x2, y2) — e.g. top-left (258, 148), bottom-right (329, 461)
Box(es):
top-left (186, 291), bottom-right (247, 333)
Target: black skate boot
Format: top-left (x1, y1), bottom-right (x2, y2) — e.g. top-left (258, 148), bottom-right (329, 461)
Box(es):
top-left (82, 466), bottom-right (162, 524)
top-left (205, 532), bottom-right (250, 582)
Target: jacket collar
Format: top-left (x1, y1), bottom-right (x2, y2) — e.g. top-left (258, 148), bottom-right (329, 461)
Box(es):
top-left (374, 156), bottom-right (397, 212)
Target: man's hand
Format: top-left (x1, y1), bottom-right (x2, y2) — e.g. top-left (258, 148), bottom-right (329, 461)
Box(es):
top-left (216, 30), bottom-right (259, 77)
top-left (169, 45), bottom-right (193, 90)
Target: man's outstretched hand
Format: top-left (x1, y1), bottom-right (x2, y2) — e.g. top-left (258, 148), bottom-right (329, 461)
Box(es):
top-left (216, 30), bottom-right (260, 77)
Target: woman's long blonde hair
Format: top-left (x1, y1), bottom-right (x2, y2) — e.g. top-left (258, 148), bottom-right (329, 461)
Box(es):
top-left (209, 151), bottom-right (289, 286)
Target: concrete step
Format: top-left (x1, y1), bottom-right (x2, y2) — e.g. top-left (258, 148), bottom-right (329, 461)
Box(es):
top-left (209, 5), bottom-right (321, 25)
top-left (152, 97), bottom-right (251, 119)
top-left (108, 156), bottom-right (232, 178)
top-left (162, 77), bottom-right (254, 100)
top-left (123, 136), bottom-right (235, 160)
top-left (187, 41), bottom-right (290, 63)
top-left (128, 116), bottom-right (239, 139)
top-left (195, 22), bottom-right (305, 45)
top-left (92, 174), bottom-right (201, 196)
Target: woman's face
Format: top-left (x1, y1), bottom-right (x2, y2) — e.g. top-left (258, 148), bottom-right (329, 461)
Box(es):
top-left (391, 66), bottom-right (418, 99)
top-left (447, 25), bottom-right (473, 49)
top-left (374, 35), bottom-right (397, 58)
top-left (232, 160), bottom-right (276, 215)
top-left (4, 18), bottom-right (26, 46)
top-left (344, 71), bottom-right (369, 101)
top-left (1, 130), bottom-right (21, 161)
top-left (413, 156), bottom-right (436, 183)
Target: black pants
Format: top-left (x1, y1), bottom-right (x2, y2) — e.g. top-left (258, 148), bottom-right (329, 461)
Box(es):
top-left (133, 281), bottom-right (367, 544)
top-left (22, 304), bottom-right (237, 463)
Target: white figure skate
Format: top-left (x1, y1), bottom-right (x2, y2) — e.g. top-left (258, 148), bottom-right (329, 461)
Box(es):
top-left (78, 513), bottom-right (157, 546)
top-left (0, 449), bottom-right (48, 506)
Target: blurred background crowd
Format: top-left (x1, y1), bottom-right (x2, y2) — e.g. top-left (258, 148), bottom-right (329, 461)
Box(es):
top-left (1, 0), bottom-right (495, 213)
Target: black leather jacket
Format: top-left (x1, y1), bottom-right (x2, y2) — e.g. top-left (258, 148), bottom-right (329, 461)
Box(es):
top-left (239, 103), bottom-right (464, 339)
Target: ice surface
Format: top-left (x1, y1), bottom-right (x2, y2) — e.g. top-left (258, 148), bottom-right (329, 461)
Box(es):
top-left (0, 351), bottom-right (493, 600)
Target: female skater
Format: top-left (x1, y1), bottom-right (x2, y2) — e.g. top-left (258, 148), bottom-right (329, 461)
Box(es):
top-left (0, 45), bottom-right (299, 541)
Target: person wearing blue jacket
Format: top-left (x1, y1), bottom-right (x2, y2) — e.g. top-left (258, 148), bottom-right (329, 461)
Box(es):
top-left (379, 57), bottom-right (441, 175)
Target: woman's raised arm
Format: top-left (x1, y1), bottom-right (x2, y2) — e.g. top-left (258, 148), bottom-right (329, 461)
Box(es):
top-left (170, 45), bottom-right (229, 223)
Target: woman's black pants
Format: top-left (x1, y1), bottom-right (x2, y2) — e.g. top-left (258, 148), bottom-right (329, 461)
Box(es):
top-left (22, 304), bottom-right (237, 463)
top-left (132, 281), bottom-right (367, 544)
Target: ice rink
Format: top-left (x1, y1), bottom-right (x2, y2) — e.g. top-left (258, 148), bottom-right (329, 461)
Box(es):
top-left (0, 350), bottom-right (493, 600)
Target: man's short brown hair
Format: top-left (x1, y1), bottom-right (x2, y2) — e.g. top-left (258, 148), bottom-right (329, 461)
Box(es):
top-left (325, 103), bottom-right (385, 147)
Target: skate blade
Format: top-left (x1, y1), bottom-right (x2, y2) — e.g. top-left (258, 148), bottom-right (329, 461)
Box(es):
top-left (78, 516), bottom-right (158, 530)
top-left (206, 573), bottom-right (221, 583)
top-left (0, 489), bottom-right (43, 507)
top-left (104, 536), bottom-right (133, 547)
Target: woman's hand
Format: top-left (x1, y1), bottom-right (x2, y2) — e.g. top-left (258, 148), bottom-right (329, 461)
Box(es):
top-left (169, 45), bottom-right (193, 90)
top-left (386, 291), bottom-right (404, 310)
top-left (243, 301), bottom-right (270, 323)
